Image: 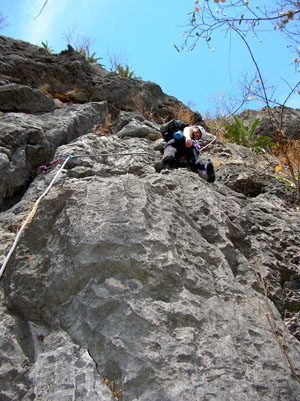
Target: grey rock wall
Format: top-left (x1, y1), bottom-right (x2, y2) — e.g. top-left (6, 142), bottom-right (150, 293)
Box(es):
top-left (0, 35), bottom-right (200, 122)
top-left (0, 83), bottom-right (58, 113)
top-left (1, 129), bottom-right (300, 400)
top-left (0, 34), bottom-right (299, 401)
top-left (0, 102), bottom-right (108, 210)
top-left (0, 293), bottom-right (115, 401)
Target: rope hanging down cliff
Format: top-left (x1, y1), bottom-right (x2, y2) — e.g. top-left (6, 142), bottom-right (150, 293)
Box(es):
top-left (0, 151), bottom-right (153, 280)
top-left (38, 151), bottom-right (153, 174)
top-left (0, 140), bottom-right (217, 280)
top-left (0, 154), bottom-right (72, 279)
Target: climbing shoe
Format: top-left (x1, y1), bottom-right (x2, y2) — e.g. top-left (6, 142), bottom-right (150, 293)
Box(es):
top-left (205, 162), bottom-right (215, 183)
top-left (155, 156), bottom-right (171, 173)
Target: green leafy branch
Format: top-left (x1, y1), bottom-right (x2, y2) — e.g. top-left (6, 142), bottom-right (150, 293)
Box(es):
top-left (224, 115), bottom-right (277, 152)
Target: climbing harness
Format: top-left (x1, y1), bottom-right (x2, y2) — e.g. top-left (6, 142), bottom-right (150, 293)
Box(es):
top-left (176, 135), bottom-right (217, 163)
top-left (192, 135), bottom-right (217, 153)
top-left (196, 135), bottom-right (217, 152)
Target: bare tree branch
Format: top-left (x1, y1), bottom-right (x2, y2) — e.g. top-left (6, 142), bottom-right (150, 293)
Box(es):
top-left (62, 26), bottom-right (95, 55)
top-left (34, 0), bottom-right (48, 20)
top-left (106, 50), bottom-right (128, 72)
top-left (181, 1), bottom-right (300, 201)
top-left (182, 1), bottom-right (300, 56)
top-left (0, 13), bottom-right (8, 30)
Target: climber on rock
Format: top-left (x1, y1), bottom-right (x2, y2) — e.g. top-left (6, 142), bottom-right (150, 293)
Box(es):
top-left (155, 122), bottom-right (216, 183)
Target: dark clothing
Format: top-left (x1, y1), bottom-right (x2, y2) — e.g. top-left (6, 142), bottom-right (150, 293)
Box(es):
top-left (162, 138), bottom-right (207, 171)
top-left (155, 123), bottom-right (216, 182)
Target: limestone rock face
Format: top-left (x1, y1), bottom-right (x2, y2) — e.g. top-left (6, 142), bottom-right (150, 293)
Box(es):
top-left (0, 35), bottom-right (200, 122)
top-left (0, 83), bottom-right (57, 113)
top-left (0, 34), bottom-right (300, 401)
top-left (0, 291), bottom-right (115, 401)
top-left (0, 102), bottom-right (108, 210)
top-left (1, 131), bottom-right (300, 401)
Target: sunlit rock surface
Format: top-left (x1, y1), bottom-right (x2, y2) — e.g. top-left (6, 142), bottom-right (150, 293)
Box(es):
top-left (0, 34), bottom-right (300, 401)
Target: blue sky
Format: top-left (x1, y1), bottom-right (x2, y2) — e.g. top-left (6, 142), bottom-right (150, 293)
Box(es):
top-left (1, 0), bottom-right (299, 116)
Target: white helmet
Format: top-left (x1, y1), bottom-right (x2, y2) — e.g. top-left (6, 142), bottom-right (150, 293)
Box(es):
top-left (196, 126), bottom-right (206, 138)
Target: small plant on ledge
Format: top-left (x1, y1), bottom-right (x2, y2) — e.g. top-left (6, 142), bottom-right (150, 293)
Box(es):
top-left (224, 115), bottom-right (277, 152)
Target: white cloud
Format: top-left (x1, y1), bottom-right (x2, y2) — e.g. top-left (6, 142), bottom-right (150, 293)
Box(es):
top-left (20, 0), bottom-right (70, 45)
top-left (17, 0), bottom-right (109, 51)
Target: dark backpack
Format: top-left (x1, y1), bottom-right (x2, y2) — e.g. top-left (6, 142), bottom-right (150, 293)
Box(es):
top-left (160, 120), bottom-right (189, 142)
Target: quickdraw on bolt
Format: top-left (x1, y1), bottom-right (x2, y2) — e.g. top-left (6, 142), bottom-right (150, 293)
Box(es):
top-left (63, 153), bottom-right (72, 160)
top-left (40, 154), bottom-right (72, 174)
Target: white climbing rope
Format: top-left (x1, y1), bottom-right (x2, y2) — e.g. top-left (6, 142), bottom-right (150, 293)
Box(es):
top-left (0, 155), bottom-right (71, 280)
top-left (0, 141), bottom-right (215, 279)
